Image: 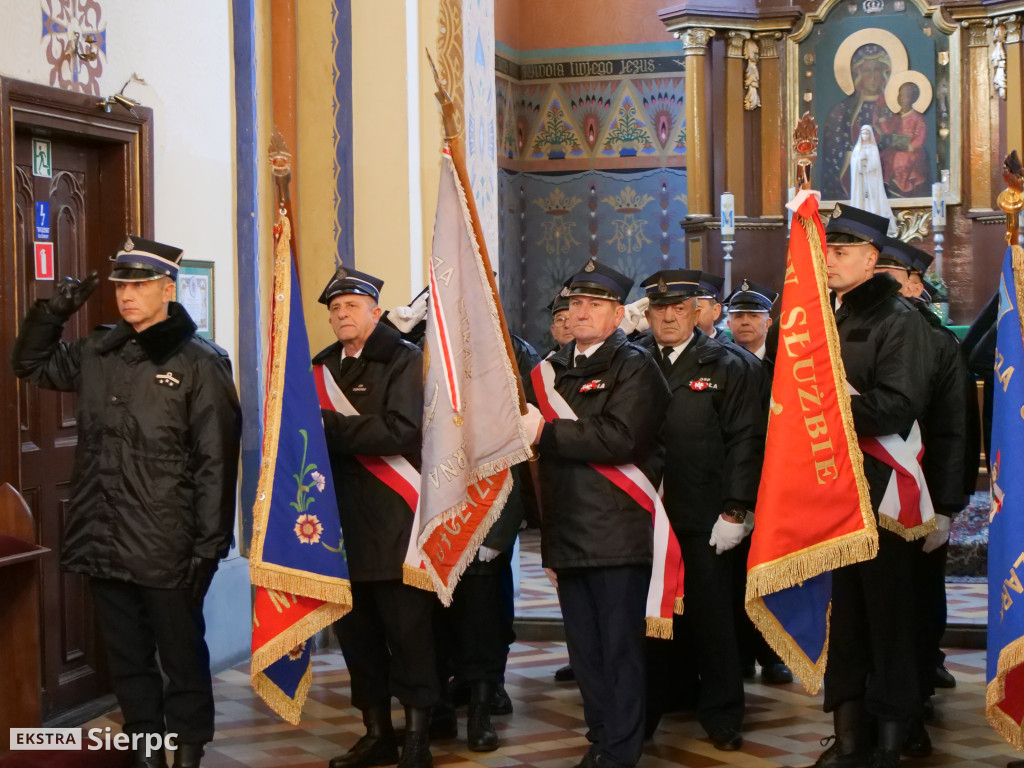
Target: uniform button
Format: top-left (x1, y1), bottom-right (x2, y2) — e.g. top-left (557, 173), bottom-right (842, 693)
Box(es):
top-left (110, 396), bottom-right (118, 403)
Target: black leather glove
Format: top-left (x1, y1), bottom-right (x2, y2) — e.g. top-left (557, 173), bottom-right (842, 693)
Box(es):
top-left (47, 271), bottom-right (100, 319)
top-left (187, 556), bottom-right (219, 606)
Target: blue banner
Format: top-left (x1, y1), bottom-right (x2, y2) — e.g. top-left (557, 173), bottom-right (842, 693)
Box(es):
top-left (986, 244), bottom-right (1024, 748)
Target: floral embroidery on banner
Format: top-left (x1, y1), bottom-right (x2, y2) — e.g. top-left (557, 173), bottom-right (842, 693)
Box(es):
top-left (294, 514), bottom-right (324, 545)
top-left (41, 0), bottom-right (107, 96)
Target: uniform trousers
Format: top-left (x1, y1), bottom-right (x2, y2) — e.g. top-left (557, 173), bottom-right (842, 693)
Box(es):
top-left (733, 537), bottom-right (785, 671)
top-left (676, 534), bottom-right (745, 733)
top-left (913, 540), bottom-right (949, 700)
top-left (335, 579), bottom-right (440, 711)
top-left (90, 577), bottom-right (214, 743)
top-left (823, 528), bottom-right (922, 720)
top-left (435, 555), bottom-right (515, 686)
top-left (558, 565), bottom-right (649, 768)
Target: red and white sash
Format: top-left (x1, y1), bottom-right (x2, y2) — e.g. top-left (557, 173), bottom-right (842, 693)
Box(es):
top-left (531, 359), bottom-right (683, 638)
top-left (849, 384), bottom-right (935, 540)
top-left (313, 363), bottom-right (431, 588)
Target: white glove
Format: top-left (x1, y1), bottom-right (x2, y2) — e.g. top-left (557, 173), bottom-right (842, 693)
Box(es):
top-left (619, 297), bottom-right (650, 334)
top-left (478, 545), bottom-right (501, 562)
top-left (389, 293), bottom-right (429, 333)
top-left (521, 403), bottom-right (545, 445)
top-left (709, 515), bottom-right (747, 555)
top-left (922, 515), bottom-right (951, 554)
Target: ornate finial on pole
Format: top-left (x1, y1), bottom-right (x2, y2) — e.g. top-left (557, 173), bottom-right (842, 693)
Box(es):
top-left (269, 128), bottom-right (292, 213)
top-left (793, 111), bottom-right (818, 191)
top-left (425, 49), bottom-right (459, 141)
top-left (997, 150), bottom-right (1024, 246)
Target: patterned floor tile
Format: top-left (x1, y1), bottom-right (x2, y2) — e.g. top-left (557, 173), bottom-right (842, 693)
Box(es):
top-left (79, 642), bottom-right (1022, 768)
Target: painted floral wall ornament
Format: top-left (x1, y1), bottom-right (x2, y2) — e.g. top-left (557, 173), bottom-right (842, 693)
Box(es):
top-left (41, 0), bottom-right (107, 96)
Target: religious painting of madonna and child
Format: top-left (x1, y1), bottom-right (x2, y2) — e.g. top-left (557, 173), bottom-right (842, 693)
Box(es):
top-left (791, 3), bottom-right (957, 206)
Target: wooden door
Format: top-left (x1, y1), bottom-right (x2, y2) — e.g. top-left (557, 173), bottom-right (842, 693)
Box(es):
top-left (0, 78), bottom-right (154, 722)
top-left (14, 130), bottom-right (119, 718)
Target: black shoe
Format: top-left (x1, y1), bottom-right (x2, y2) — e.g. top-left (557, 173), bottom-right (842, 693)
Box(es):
top-left (491, 682), bottom-right (513, 715)
top-left (554, 664), bottom-right (575, 682)
top-left (330, 707), bottom-right (399, 768)
top-left (428, 703), bottom-right (457, 741)
top-left (869, 749), bottom-right (902, 768)
top-left (171, 743), bottom-right (204, 768)
top-left (872, 720), bottom-right (906, 768)
top-left (132, 745), bottom-right (169, 768)
top-left (760, 663), bottom-right (794, 685)
top-left (902, 719), bottom-right (931, 759)
top-left (467, 681), bottom-right (499, 752)
top-left (398, 707), bottom-right (432, 768)
top-left (922, 698), bottom-right (935, 721)
top-left (933, 665), bottom-right (956, 689)
top-left (708, 727), bottom-right (743, 751)
top-left (813, 700), bottom-right (872, 768)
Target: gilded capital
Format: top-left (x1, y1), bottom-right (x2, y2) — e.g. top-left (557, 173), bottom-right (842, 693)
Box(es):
top-left (726, 30), bottom-right (751, 59)
top-left (963, 19), bottom-right (991, 48)
top-left (755, 31), bottom-right (782, 60)
top-left (1002, 15), bottom-right (1021, 45)
top-left (679, 27), bottom-right (715, 56)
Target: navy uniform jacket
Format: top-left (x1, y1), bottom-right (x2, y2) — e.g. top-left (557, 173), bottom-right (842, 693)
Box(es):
top-left (834, 274), bottom-right (933, 513)
top-left (642, 329), bottom-right (765, 535)
top-left (315, 322), bottom-right (422, 582)
top-left (525, 329), bottom-right (670, 570)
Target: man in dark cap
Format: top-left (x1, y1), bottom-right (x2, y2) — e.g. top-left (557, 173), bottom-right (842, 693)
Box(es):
top-left (720, 279), bottom-right (793, 687)
top-left (313, 266), bottom-right (438, 768)
top-left (12, 236), bottom-right (242, 768)
top-left (725, 279), bottom-right (778, 367)
top-left (874, 236), bottom-right (970, 755)
top-left (523, 258), bottom-right (670, 768)
top-left (813, 205), bottom-right (933, 768)
top-left (548, 286), bottom-right (574, 355)
top-left (638, 269), bottom-right (766, 751)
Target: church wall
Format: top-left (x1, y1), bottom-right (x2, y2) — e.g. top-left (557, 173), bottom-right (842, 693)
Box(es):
top-left (495, 0), bottom-right (689, 351)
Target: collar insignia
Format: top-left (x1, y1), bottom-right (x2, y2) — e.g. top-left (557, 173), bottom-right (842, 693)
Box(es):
top-left (155, 370), bottom-right (182, 389)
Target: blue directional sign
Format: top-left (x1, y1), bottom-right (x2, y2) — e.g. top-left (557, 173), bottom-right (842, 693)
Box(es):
top-left (35, 201), bottom-right (50, 241)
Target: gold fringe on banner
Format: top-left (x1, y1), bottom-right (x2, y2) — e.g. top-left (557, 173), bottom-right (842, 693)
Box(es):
top-left (877, 512), bottom-right (938, 542)
top-left (747, 597), bottom-right (832, 695)
top-left (646, 616), bottom-right (674, 640)
top-left (746, 528), bottom-right (877, 602)
top-left (1014, 245), bottom-right (1024, 344)
top-left (248, 213), bottom-right (353, 604)
top-left (253, 664), bottom-right (313, 727)
top-left (674, 597), bottom-right (684, 615)
top-left (986, 636), bottom-right (1024, 749)
top-left (403, 563), bottom-right (436, 592)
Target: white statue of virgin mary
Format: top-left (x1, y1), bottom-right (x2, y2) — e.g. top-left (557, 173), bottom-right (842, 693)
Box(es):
top-left (849, 125), bottom-right (897, 234)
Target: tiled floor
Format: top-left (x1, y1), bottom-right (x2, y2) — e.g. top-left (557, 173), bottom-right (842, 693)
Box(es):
top-left (84, 643), bottom-right (1021, 767)
top-left (514, 529), bottom-right (990, 626)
